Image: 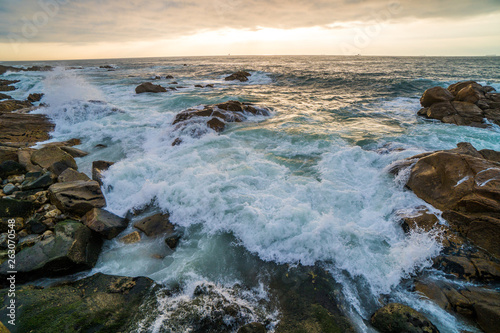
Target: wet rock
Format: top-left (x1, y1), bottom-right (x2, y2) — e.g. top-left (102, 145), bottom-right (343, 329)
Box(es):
top-left (0, 160), bottom-right (25, 178)
top-left (24, 65), bottom-right (53, 72)
top-left (92, 160), bottom-right (114, 186)
top-left (135, 82), bottom-right (167, 93)
top-left (99, 65), bottom-right (113, 69)
top-left (447, 81), bottom-right (478, 96)
top-left (82, 208), bottom-right (128, 240)
top-left (0, 100), bottom-right (32, 112)
top-left (27, 93), bottom-right (44, 103)
top-left (49, 180), bottom-right (106, 216)
top-left (0, 217), bottom-right (24, 232)
top-left (0, 220), bottom-right (102, 282)
top-left (0, 146), bottom-right (18, 163)
top-left (133, 213), bottom-right (175, 238)
top-left (0, 112), bottom-right (54, 146)
top-left (225, 71), bottom-right (251, 82)
top-left (43, 138), bottom-right (81, 147)
top-left (60, 146), bottom-right (89, 158)
top-left (238, 322), bottom-right (267, 333)
top-left (0, 65), bottom-right (22, 75)
top-left (371, 303), bottom-right (439, 333)
top-left (2, 183), bottom-right (18, 195)
top-left (57, 168), bottom-right (90, 183)
top-left (420, 86), bottom-right (454, 107)
top-left (0, 199), bottom-right (34, 219)
top-left (0, 273), bottom-right (155, 331)
top-left (120, 231), bottom-right (141, 244)
top-left (17, 148), bottom-right (41, 172)
top-left (31, 146), bottom-right (77, 176)
top-left (165, 233), bottom-right (182, 249)
top-left (207, 117), bottom-right (225, 132)
top-left (0, 93), bottom-right (12, 100)
top-left (20, 171), bottom-right (54, 191)
top-left (455, 84), bottom-right (484, 104)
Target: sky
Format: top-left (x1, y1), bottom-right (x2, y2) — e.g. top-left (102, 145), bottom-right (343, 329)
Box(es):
top-left (0, 0), bottom-right (500, 61)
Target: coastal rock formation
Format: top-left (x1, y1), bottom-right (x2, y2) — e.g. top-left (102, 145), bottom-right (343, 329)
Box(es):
top-left (371, 303), bottom-right (439, 333)
top-left (133, 213), bottom-right (175, 238)
top-left (31, 146), bottom-right (78, 176)
top-left (417, 81), bottom-right (500, 127)
top-left (0, 220), bottom-right (102, 282)
top-left (27, 93), bottom-right (43, 103)
top-left (135, 82), bottom-right (169, 93)
top-left (0, 273), bottom-right (155, 332)
top-left (0, 93), bottom-right (12, 100)
top-left (0, 99), bottom-right (32, 112)
top-left (171, 100), bottom-right (271, 144)
top-left (49, 180), bottom-right (106, 216)
top-left (92, 160), bottom-right (114, 186)
top-left (0, 112), bottom-right (54, 146)
top-left (225, 71), bottom-right (251, 82)
top-left (82, 208), bottom-right (128, 240)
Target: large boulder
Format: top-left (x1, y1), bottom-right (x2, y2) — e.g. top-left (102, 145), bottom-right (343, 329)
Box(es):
top-left (0, 220), bottom-right (102, 283)
top-left (133, 213), bottom-right (175, 237)
top-left (0, 112), bottom-right (54, 146)
top-left (225, 71), bottom-right (251, 82)
top-left (57, 168), bottom-right (90, 183)
top-left (19, 171), bottom-right (54, 191)
top-left (0, 146), bottom-right (18, 163)
top-left (30, 146), bottom-right (77, 176)
top-left (0, 160), bottom-right (25, 178)
top-left (420, 87), bottom-right (454, 107)
top-left (400, 143), bottom-right (500, 258)
top-left (49, 180), bottom-right (106, 216)
top-left (371, 303), bottom-right (439, 333)
top-left (135, 82), bottom-right (167, 94)
top-left (82, 208), bottom-right (128, 239)
top-left (0, 273), bottom-right (155, 332)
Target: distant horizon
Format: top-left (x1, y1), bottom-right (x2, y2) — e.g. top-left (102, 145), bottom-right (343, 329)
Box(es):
top-left (1, 53), bottom-right (499, 63)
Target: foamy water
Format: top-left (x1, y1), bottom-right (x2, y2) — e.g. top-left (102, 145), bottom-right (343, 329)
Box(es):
top-left (4, 56), bottom-right (500, 332)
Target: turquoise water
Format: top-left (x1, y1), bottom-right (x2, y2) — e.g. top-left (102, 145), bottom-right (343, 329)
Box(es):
top-left (2, 56), bottom-right (500, 332)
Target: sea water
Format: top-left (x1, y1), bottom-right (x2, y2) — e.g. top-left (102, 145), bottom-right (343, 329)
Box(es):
top-left (2, 56), bottom-right (500, 332)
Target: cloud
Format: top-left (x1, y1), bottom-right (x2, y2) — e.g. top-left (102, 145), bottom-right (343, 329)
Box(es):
top-left (0, 0), bottom-right (499, 44)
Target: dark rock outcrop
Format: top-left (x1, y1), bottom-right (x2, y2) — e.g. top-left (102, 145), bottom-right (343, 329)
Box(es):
top-left (0, 273), bottom-right (155, 332)
top-left (133, 213), bottom-right (175, 238)
top-left (0, 220), bottom-right (102, 282)
top-left (0, 93), bottom-right (12, 100)
top-left (135, 82), bottom-right (168, 94)
top-left (418, 81), bottom-right (500, 127)
top-left (0, 100), bottom-right (32, 112)
top-left (225, 71), bottom-right (251, 82)
top-left (371, 303), bottom-right (439, 333)
top-left (27, 93), bottom-right (43, 103)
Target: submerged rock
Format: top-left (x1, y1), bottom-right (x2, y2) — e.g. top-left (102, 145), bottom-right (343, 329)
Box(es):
top-left (0, 273), bottom-right (155, 332)
top-left (418, 81), bottom-right (500, 127)
top-left (0, 220), bottom-right (102, 283)
top-left (371, 303), bottom-right (439, 333)
top-left (92, 160), bottom-right (114, 186)
top-left (225, 71), bottom-right (251, 82)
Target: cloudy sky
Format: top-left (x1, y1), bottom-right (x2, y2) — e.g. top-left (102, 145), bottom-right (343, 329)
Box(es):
top-left (1, 0), bottom-right (500, 60)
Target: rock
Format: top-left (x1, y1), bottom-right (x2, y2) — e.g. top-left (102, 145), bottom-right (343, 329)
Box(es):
top-left (24, 65), bottom-right (53, 72)
top-left (0, 65), bottom-right (22, 75)
top-left (425, 101), bottom-right (455, 121)
top-left (43, 138), bottom-right (81, 147)
top-left (165, 75), bottom-right (174, 79)
top-left (0, 160), bottom-right (25, 178)
top-left (120, 231), bottom-right (141, 244)
top-left (82, 208), bottom-right (128, 239)
top-left (447, 81), bottom-right (478, 96)
top-left (2, 184), bottom-right (18, 195)
top-left (27, 93), bottom-right (44, 103)
top-left (135, 82), bottom-right (167, 93)
top-left (450, 101), bottom-right (484, 124)
top-left (0, 273), bottom-right (155, 332)
top-left (0, 220), bottom-right (102, 282)
top-left (57, 168), bottom-right (90, 183)
top-left (99, 65), bottom-right (113, 69)
top-left (60, 146), bottom-right (89, 158)
top-left (20, 172), bottom-right (54, 191)
top-left (479, 149), bottom-right (500, 163)
top-left (420, 87), bottom-right (454, 107)
top-left (0, 146), bottom-right (18, 163)
top-left (17, 148), bottom-right (41, 172)
top-left (0, 93), bottom-right (12, 100)
top-left (225, 71), bottom-right (251, 82)
top-left (92, 160), bottom-right (114, 186)
top-left (0, 112), bottom-right (54, 146)
top-left (207, 117), bottom-right (225, 132)
top-left (48, 180), bottom-right (106, 216)
top-left (0, 100), bottom-right (32, 112)
top-left (165, 233), bottom-right (181, 249)
top-left (238, 322), bottom-right (267, 333)
top-left (371, 303), bottom-right (439, 333)
top-left (133, 213), bottom-right (175, 237)
top-left (455, 84), bottom-right (484, 104)
top-left (0, 217), bottom-right (24, 232)
top-left (31, 146), bottom-right (77, 176)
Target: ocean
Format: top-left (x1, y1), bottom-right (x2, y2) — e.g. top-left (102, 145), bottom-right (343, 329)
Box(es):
top-left (2, 55), bottom-right (500, 332)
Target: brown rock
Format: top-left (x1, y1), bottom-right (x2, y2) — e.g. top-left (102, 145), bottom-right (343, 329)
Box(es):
top-left (17, 148), bottom-right (41, 172)
top-left (92, 160), bottom-right (114, 186)
top-left (0, 100), bottom-right (33, 112)
top-left (451, 101), bottom-right (484, 124)
top-left (455, 84), bottom-right (485, 104)
top-left (135, 82), bottom-right (167, 94)
top-left (57, 168), bottom-right (90, 183)
top-left (480, 149), bottom-right (500, 163)
top-left (120, 231), bottom-right (141, 244)
top-left (48, 180), bottom-right (106, 216)
top-left (43, 138), bottom-right (81, 147)
top-left (426, 101), bottom-right (455, 120)
top-left (60, 146), bottom-right (89, 158)
top-left (0, 146), bottom-right (18, 163)
top-left (0, 112), bottom-right (54, 146)
top-left (420, 87), bottom-right (454, 107)
top-left (31, 146), bottom-right (78, 176)
top-left (447, 81), bottom-right (478, 96)
top-left (82, 208), bottom-right (128, 240)
top-left (27, 93), bottom-right (44, 103)
top-left (133, 213), bottom-right (175, 237)
top-left (207, 118), bottom-right (225, 132)
top-left (225, 71), bottom-right (251, 82)
top-left (371, 303), bottom-right (439, 333)
top-left (0, 93), bottom-right (12, 100)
